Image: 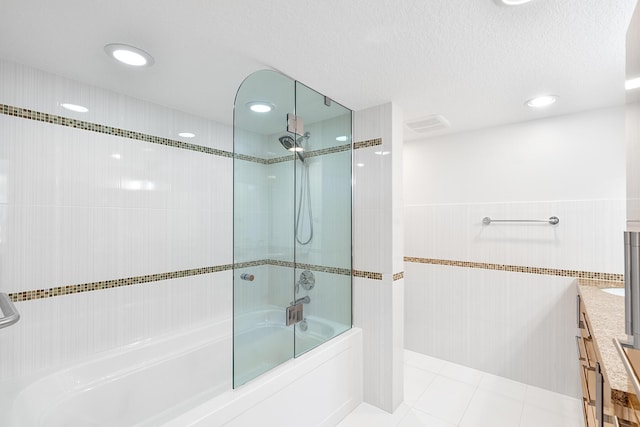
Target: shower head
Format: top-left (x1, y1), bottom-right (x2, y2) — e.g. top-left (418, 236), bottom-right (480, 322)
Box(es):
top-left (278, 135), bottom-right (294, 150)
top-left (278, 135), bottom-right (305, 163)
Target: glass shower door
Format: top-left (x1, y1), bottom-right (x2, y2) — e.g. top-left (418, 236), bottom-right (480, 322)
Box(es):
top-left (233, 70), bottom-right (296, 387)
top-left (292, 82), bottom-right (352, 356)
top-left (233, 71), bottom-right (352, 388)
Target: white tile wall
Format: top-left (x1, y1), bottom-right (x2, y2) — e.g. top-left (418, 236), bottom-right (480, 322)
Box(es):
top-left (353, 104), bottom-right (394, 275)
top-left (404, 263), bottom-right (580, 397)
top-left (404, 107), bottom-right (626, 205)
top-left (627, 102), bottom-right (640, 230)
top-left (405, 199), bottom-right (626, 274)
top-left (0, 59), bottom-right (233, 380)
top-left (353, 102), bottom-right (404, 412)
top-left (0, 271), bottom-right (231, 380)
top-left (0, 59), bottom-right (233, 152)
top-left (403, 106), bottom-right (625, 399)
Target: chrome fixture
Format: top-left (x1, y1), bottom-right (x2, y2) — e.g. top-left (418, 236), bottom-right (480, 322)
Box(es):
top-left (240, 273), bottom-right (255, 281)
top-left (286, 296), bottom-right (310, 326)
top-left (0, 292), bottom-right (20, 330)
top-left (291, 296), bottom-right (310, 305)
top-left (278, 132), bottom-right (313, 245)
top-left (624, 232), bottom-right (640, 347)
top-left (298, 319), bottom-right (309, 332)
top-left (298, 270), bottom-right (315, 292)
top-left (286, 302), bottom-right (304, 326)
top-left (482, 216), bottom-right (559, 225)
top-left (278, 134), bottom-right (307, 163)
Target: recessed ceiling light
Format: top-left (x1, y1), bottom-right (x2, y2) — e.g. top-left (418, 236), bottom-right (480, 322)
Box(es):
top-left (626, 77), bottom-right (640, 91)
top-left (247, 102), bottom-right (274, 113)
top-left (336, 135), bottom-right (349, 142)
top-left (498, 0), bottom-right (533, 5)
top-left (61, 103), bottom-right (89, 113)
top-left (104, 44), bottom-right (154, 67)
top-left (526, 95), bottom-right (558, 108)
top-left (178, 132), bottom-right (196, 138)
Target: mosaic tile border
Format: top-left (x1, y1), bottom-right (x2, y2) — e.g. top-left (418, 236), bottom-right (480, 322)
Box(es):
top-left (1, 104), bottom-right (234, 159)
top-left (353, 138), bottom-right (383, 150)
top-left (393, 272), bottom-right (404, 281)
top-left (265, 144), bottom-right (352, 165)
top-left (235, 138), bottom-right (379, 165)
top-left (2, 103), bottom-right (369, 166)
top-left (235, 153), bottom-right (269, 164)
top-left (404, 257), bottom-right (624, 282)
top-left (265, 259), bottom-right (351, 276)
top-left (353, 270), bottom-right (383, 280)
top-left (8, 259), bottom-right (354, 302)
top-left (9, 264), bottom-right (234, 302)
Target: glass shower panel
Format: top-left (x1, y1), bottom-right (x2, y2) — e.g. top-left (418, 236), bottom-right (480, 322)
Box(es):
top-left (233, 70), bottom-right (352, 388)
top-left (233, 70), bottom-right (295, 387)
top-left (293, 82), bottom-right (352, 357)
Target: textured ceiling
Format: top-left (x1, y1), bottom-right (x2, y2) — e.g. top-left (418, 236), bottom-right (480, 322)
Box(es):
top-left (0, 0), bottom-right (636, 139)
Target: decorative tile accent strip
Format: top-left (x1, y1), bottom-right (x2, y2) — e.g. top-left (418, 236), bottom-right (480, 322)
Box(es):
top-left (8, 259), bottom-right (354, 302)
top-left (393, 272), bottom-right (404, 281)
top-left (353, 138), bottom-right (382, 150)
top-left (353, 270), bottom-right (383, 280)
top-left (265, 144), bottom-right (351, 165)
top-left (2, 103), bottom-right (354, 165)
top-left (266, 154), bottom-right (296, 164)
top-left (265, 259), bottom-right (351, 276)
top-left (235, 260), bottom-right (269, 268)
top-left (404, 257), bottom-right (624, 282)
top-left (296, 262), bottom-right (352, 276)
top-left (306, 144), bottom-right (351, 158)
top-left (9, 264), bottom-right (234, 302)
top-left (1, 104), bottom-right (234, 159)
top-left (235, 153), bottom-right (269, 164)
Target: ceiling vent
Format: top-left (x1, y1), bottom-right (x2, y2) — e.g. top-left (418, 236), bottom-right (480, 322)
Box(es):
top-left (405, 115), bottom-right (450, 133)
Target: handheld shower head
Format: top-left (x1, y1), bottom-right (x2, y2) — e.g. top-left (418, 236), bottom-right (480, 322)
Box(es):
top-left (278, 135), bottom-right (305, 163)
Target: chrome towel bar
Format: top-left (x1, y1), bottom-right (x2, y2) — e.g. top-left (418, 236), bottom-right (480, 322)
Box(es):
top-left (0, 292), bottom-right (20, 330)
top-left (482, 216), bottom-right (559, 225)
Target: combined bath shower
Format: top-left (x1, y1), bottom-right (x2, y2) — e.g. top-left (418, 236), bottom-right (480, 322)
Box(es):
top-left (278, 132), bottom-right (313, 245)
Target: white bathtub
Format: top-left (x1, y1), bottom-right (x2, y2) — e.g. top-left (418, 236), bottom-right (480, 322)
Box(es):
top-left (234, 309), bottom-right (346, 386)
top-left (2, 310), bottom-right (362, 427)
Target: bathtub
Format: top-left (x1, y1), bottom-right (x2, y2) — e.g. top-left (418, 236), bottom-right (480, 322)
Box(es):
top-left (2, 309), bottom-right (362, 427)
top-left (234, 308), bottom-right (347, 386)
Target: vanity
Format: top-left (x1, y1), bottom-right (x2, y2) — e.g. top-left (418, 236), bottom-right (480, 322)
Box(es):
top-left (577, 280), bottom-right (639, 426)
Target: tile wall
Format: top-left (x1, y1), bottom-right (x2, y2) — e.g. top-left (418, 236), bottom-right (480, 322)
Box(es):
top-left (353, 102), bottom-right (404, 412)
top-left (403, 106), bottom-right (627, 398)
top-left (0, 58), bottom-right (233, 380)
top-left (627, 102), bottom-right (640, 230)
top-left (0, 59), bottom-right (360, 388)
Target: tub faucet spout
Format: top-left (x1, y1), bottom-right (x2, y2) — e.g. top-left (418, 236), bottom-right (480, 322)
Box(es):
top-left (291, 296), bottom-right (310, 305)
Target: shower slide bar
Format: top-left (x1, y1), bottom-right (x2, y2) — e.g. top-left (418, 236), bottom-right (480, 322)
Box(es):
top-left (482, 216), bottom-right (560, 225)
top-left (0, 292), bottom-right (20, 329)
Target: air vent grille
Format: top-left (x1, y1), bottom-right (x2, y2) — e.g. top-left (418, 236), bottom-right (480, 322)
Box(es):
top-left (405, 115), bottom-right (450, 133)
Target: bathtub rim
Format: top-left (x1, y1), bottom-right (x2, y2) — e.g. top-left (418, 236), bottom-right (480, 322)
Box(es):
top-left (161, 326), bottom-right (362, 427)
top-left (2, 309), bottom-right (355, 427)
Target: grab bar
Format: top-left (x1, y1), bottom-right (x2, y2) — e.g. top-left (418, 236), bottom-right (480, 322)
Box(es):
top-left (0, 292), bottom-right (20, 329)
top-left (482, 216), bottom-right (559, 225)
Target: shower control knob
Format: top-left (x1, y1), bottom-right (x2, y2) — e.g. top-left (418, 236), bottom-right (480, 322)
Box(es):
top-left (240, 273), bottom-right (254, 281)
top-left (298, 270), bottom-right (315, 291)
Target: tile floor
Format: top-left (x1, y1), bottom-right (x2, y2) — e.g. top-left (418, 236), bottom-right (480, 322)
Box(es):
top-left (337, 350), bottom-right (584, 427)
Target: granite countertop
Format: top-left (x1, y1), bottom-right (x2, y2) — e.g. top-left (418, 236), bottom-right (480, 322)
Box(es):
top-left (577, 279), bottom-right (630, 406)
